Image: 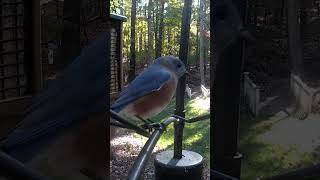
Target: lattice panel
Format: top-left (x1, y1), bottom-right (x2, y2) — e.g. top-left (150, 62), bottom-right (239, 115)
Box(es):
top-left (110, 27), bottom-right (119, 93)
top-left (80, 0), bottom-right (122, 97)
top-left (0, 0), bottom-right (26, 100)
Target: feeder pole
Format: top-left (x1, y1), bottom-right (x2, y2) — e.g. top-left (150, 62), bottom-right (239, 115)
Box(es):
top-left (174, 0), bottom-right (192, 159)
top-left (211, 0), bottom-right (247, 178)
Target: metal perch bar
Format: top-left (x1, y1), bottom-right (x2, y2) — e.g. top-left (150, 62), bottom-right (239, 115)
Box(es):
top-left (110, 119), bottom-right (150, 136)
top-left (186, 114), bottom-right (210, 123)
top-left (172, 114), bottom-right (210, 123)
top-left (127, 117), bottom-right (178, 180)
top-left (110, 110), bottom-right (150, 137)
top-left (0, 151), bottom-right (51, 180)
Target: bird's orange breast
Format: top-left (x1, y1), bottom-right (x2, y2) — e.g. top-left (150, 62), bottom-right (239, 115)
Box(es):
top-left (130, 75), bottom-right (178, 119)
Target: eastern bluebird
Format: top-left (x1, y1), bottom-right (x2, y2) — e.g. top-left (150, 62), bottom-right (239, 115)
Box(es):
top-left (0, 33), bottom-right (109, 179)
top-left (111, 56), bottom-right (187, 125)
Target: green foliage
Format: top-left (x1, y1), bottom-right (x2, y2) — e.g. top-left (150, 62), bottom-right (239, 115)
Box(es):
top-left (136, 97), bottom-right (211, 164)
top-left (110, 0), bottom-right (120, 14)
top-left (239, 114), bottom-right (317, 179)
top-left (110, 0), bottom-right (210, 66)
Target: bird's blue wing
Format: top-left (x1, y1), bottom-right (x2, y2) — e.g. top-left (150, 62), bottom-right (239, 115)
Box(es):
top-left (111, 65), bottom-right (171, 112)
top-left (1, 33), bottom-right (109, 162)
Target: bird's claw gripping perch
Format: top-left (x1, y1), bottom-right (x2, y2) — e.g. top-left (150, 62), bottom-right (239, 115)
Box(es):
top-left (141, 122), bottom-right (166, 133)
top-left (172, 115), bottom-right (186, 122)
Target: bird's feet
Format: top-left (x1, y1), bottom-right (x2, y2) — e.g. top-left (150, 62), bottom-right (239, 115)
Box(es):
top-left (141, 122), bottom-right (167, 133)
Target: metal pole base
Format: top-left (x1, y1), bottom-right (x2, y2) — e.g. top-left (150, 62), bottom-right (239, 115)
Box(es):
top-left (154, 150), bottom-right (203, 180)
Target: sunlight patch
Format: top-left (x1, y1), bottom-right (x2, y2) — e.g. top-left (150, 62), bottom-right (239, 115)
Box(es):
top-left (189, 97), bottom-right (210, 111)
top-left (184, 133), bottom-right (203, 145)
top-left (259, 114), bottom-right (320, 154)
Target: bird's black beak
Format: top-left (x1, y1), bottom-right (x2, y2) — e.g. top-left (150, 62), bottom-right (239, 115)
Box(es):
top-left (185, 71), bottom-right (190, 75)
top-left (239, 28), bottom-right (256, 43)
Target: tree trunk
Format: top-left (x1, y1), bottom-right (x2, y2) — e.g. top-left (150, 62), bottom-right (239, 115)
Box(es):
top-left (154, 0), bottom-right (160, 58)
top-left (139, 26), bottom-right (143, 53)
top-left (144, 27), bottom-right (148, 64)
top-left (120, 0), bottom-right (124, 14)
top-left (203, 0), bottom-right (208, 76)
top-left (195, 0), bottom-right (200, 68)
top-left (129, 0), bottom-right (137, 82)
top-left (157, 0), bottom-right (165, 57)
top-left (287, 0), bottom-right (303, 77)
top-left (168, 27), bottom-right (172, 54)
top-left (199, 0), bottom-right (205, 86)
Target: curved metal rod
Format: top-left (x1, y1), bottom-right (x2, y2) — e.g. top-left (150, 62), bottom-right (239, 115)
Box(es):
top-left (186, 114), bottom-right (210, 123)
top-left (127, 117), bottom-right (178, 180)
top-left (172, 114), bottom-right (210, 123)
top-left (0, 151), bottom-right (51, 180)
top-left (110, 110), bottom-right (150, 137)
top-left (110, 121), bottom-right (150, 138)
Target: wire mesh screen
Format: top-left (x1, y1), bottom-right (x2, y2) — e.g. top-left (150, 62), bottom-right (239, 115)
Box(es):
top-left (0, 0), bottom-right (26, 100)
top-left (110, 26), bottom-right (119, 93)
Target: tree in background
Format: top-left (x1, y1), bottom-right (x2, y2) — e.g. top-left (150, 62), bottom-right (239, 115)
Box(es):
top-left (111, 0), bottom-right (210, 86)
top-left (129, 0), bottom-right (137, 82)
top-left (199, 0), bottom-right (205, 86)
top-left (147, 0), bottom-right (153, 63)
top-left (156, 0), bottom-right (165, 58)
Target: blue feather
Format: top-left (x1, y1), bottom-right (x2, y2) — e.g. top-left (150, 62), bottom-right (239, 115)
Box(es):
top-left (111, 65), bottom-right (171, 112)
top-left (1, 33), bottom-right (109, 162)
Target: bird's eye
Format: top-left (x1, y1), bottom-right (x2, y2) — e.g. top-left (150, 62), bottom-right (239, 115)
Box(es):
top-left (177, 63), bottom-right (182, 68)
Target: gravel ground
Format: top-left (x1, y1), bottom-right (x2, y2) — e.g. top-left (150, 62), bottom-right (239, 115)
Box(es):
top-left (110, 131), bottom-right (210, 180)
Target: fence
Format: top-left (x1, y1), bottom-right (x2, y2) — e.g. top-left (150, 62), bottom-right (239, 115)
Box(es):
top-left (290, 73), bottom-right (317, 114)
top-left (243, 72), bottom-right (260, 116)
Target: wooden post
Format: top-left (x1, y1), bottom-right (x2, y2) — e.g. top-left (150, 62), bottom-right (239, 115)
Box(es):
top-left (255, 86), bottom-right (260, 116)
top-left (32, 0), bottom-right (42, 93)
top-left (24, 0), bottom-right (42, 94)
top-left (287, 0), bottom-right (304, 77)
top-left (60, 0), bottom-right (81, 66)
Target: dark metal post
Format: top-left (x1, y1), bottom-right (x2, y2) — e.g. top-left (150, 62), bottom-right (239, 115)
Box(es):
top-left (211, 0), bottom-right (247, 178)
top-left (174, 0), bottom-right (192, 159)
top-left (24, 0), bottom-right (42, 94)
top-left (106, 14), bottom-right (111, 180)
top-left (287, 0), bottom-right (304, 77)
top-left (32, 0), bottom-right (42, 93)
top-left (60, 0), bottom-right (81, 66)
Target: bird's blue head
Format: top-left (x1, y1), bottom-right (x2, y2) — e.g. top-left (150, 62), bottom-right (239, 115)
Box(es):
top-left (154, 56), bottom-right (187, 78)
